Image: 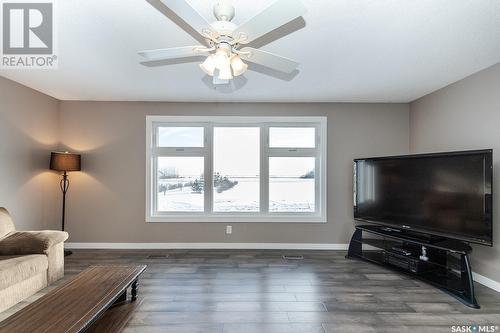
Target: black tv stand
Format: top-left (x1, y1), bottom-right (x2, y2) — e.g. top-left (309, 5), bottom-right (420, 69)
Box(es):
top-left (346, 224), bottom-right (479, 308)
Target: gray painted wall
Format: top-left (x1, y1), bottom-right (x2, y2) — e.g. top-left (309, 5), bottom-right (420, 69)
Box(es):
top-left (410, 62), bottom-right (500, 281)
top-left (58, 101), bottom-right (409, 243)
top-left (0, 77), bottom-right (60, 231)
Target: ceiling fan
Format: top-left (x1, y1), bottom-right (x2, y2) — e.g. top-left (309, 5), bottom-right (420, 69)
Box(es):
top-left (139, 0), bottom-right (306, 85)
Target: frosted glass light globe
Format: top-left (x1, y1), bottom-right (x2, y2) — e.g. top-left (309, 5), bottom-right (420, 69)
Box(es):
top-left (230, 55), bottom-right (248, 76)
top-left (214, 48), bottom-right (230, 70)
top-left (199, 55), bottom-right (216, 76)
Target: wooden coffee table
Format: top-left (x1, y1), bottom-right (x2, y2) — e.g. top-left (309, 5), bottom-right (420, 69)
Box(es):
top-left (0, 265), bottom-right (146, 333)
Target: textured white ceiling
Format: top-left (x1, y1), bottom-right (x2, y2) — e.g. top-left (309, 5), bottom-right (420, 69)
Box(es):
top-left (1, 0), bottom-right (500, 102)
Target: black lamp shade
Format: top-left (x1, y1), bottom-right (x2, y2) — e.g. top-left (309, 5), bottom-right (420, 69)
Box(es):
top-left (50, 152), bottom-right (81, 172)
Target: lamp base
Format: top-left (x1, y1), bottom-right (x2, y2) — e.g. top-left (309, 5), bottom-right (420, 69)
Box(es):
top-left (64, 250), bottom-right (73, 257)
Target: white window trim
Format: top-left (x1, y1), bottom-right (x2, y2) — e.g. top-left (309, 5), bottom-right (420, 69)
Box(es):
top-left (146, 116), bottom-right (327, 223)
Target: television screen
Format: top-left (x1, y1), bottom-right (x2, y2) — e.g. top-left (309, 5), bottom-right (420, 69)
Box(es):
top-left (354, 150), bottom-right (493, 245)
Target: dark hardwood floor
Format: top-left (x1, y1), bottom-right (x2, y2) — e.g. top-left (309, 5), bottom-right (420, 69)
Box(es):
top-left (1, 250), bottom-right (500, 333)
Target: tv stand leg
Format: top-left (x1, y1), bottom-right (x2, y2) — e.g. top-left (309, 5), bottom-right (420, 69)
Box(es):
top-left (346, 229), bottom-right (362, 258)
top-left (461, 254), bottom-right (479, 308)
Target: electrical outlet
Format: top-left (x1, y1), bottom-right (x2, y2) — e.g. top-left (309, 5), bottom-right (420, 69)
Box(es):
top-left (226, 225), bottom-right (232, 234)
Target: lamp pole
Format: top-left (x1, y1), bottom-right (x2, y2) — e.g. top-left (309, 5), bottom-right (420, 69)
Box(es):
top-left (60, 171), bottom-right (70, 232)
top-left (59, 171), bottom-right (72, 256)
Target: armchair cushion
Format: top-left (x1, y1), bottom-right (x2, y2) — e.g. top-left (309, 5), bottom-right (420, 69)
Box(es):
top-left (0, 231), bottom-right (69, 255)
top-left (0, 255), bottom-right (48, 290)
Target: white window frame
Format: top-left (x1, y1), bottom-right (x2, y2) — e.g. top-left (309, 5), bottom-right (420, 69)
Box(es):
top-left (146, 116), bottom-right (327, 223)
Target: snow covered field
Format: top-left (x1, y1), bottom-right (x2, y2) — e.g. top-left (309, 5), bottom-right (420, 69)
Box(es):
top-left (157, 177), bottom-right (314, 212)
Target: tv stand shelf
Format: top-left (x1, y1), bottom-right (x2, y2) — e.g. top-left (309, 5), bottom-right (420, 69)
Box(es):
top-left (346, 224), bottom-right (479, 308)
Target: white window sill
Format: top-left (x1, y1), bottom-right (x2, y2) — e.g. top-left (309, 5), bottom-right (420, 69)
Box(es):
top-left (146, 215), bottom-right (327, 223)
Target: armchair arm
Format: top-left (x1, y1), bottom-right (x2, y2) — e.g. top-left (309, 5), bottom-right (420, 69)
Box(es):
top-left (0, 230), bottom-right (68, 255)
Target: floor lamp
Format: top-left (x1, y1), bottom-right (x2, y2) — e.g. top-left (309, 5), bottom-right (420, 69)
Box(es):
top-left (50, 151), bottom-right (81, 256)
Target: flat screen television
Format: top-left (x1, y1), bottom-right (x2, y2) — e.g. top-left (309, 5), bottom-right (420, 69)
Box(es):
top-left (353, 149), bottom-right (493, 246)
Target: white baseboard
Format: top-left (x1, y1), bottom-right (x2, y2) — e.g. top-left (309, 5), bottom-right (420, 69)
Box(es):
top-left (64, 242), bottom-right (500, 292)
top-left (65, 242), bottom-right (349, 250)
top-left (472, 272), bottom-right (500, 293)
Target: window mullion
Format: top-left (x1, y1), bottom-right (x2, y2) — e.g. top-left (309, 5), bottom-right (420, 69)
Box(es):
top-left (153, 147), bottom-right (205, 156)
top-left (268, 148), bottom-right (318, 157)
top-left (260, 124), bottom-right (269, 214)
top-left (152, 155), bottom-right (158, 216)
top-left (205, 125), bottom-right (214, 214)
top-left (315, 154), bottom-right (321, 214)
top-left (151, 123), bottom-right (158, 217)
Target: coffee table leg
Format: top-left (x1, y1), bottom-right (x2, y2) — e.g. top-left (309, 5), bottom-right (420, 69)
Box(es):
top-left (131, 279), bottom-right (138, 301)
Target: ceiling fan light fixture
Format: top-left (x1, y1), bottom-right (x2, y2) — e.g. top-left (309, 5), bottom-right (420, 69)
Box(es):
top-left (200, 54), bottom-right (216, 76)
top-left (138, 0), bottom-right (305, 85)
top-left (230, 55), bottom-right (248, 76)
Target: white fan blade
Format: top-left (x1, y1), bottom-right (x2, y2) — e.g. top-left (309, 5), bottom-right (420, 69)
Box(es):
top-left (138, 46), bottom-right (208, 60)
top-left (232, 0), bottom-right (306, 44)
top-left (240, 47), bottom-right (299, 73)
top-left (158, 0), bottom-right (219, 38)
